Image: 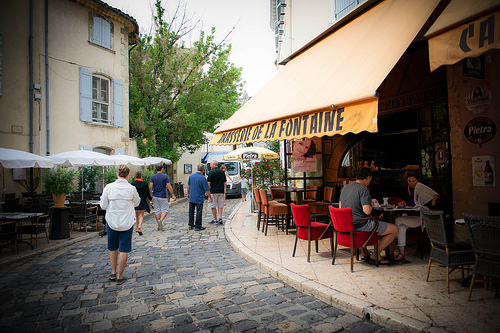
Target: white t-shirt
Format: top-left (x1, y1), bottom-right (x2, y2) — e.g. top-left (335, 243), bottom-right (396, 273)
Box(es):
top-left (100, 179), bottom-right (141, 231)
top-left (240, 178), bottom-right (249, 189)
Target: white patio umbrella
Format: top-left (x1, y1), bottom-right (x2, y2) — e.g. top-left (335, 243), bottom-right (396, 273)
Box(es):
top-left (0, 147), bottom-right (55, 199)
top-left (47, 149), bottom-right (115, 167)
top-left (111, 153), bottom-right (147, 166)
top-left (47, 149), bottom-right (116, 199)
top-left (142, 156), bottom-right (172, 165)
top-left (0, 147), bottom-right (54, 168)
top-left (224, 147), bottom-right (279, 206)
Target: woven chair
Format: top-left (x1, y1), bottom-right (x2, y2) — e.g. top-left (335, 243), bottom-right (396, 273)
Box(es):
top-left (328, 206), bottom-right (379, 272)
top-left (422, 210), bottom-right (475, 294)
top-left (16, 214), bottom-right (50, 248)
top-left (259, 189), bottom-right (288, 236)
top-left (290, 203), bottom-right (334, 262)
top-left (69, 200), bottom-right (99, 233)
top-left (463, 214), bottom-right (500, 301)
top-left (0, 221), bottom-right (18, 254)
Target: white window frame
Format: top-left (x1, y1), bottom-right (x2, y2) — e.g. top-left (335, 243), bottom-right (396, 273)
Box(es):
top-left (92, 75), bottom-right (111, 124)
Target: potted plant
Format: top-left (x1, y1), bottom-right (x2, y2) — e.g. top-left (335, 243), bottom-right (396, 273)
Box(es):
top-left (43, 166), bottom-right (76, 207)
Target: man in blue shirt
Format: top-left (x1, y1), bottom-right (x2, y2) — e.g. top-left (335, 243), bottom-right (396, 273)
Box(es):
top-left (187, 164), bottom-right (212, 231)
top-left (149, 164), bottom-right (176, 231)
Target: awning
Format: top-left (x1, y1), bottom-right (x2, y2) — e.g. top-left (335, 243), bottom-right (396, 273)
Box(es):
top-left (212, 0), bottom-right (440, 145)
top-left (426, 0), bottom-right (500, 71)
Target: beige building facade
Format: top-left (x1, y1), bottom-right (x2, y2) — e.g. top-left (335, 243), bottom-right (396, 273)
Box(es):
top-left (0, 0), bottom-right (138, 194)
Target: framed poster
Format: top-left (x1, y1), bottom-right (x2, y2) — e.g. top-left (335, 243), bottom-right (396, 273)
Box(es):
top-left (292, 140), bottom-right (317, 173)
top-left (184, 164), bottom-right (192, 174)
top-left (472, 155), bottom-right (495, 187)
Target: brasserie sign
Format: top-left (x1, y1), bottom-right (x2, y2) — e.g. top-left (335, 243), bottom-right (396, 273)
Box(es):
top-left (211, 99), bottom-right (379, 145)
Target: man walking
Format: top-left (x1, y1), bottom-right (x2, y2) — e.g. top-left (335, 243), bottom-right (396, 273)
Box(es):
top-left (149, 164), bottom-right (176, 231)
top-left (100, 165), bottom-right (140, 285)
top-left (187, 163), bottom-right (212, 231)
top-left (339, 167), bottom-right (398, 264)
top-left (207, 160), bottom-right (226, 224)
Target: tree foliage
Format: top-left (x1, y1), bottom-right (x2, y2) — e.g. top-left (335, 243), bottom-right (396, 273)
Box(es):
top-left (129, 0), bottom-right (243, 162)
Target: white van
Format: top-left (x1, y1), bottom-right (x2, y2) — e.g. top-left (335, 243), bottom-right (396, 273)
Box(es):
top-left (204, 153), bottom-right (242, 197)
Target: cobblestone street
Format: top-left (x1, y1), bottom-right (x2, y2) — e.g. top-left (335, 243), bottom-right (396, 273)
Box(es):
top-left (0, 198), bottom-right (390, 332)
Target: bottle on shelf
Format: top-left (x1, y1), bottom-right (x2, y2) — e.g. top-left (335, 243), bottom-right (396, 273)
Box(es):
top-left (484, 160), bottom-right (493, 184)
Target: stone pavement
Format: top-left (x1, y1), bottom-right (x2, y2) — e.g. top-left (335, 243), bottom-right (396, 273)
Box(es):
top-left (0, 198), bottom-right (391, 332)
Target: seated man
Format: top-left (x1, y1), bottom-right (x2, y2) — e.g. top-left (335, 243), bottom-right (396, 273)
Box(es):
top-left (339, 167), bottom-right (398, 264)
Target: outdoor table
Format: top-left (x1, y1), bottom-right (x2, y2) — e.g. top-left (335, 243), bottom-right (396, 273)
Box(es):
top-left (372, 205), bottom-right (423, 262)
top-left (0, 212), bottom-right (44, 249)
top-left (282, 187), bottom-right (318, 229)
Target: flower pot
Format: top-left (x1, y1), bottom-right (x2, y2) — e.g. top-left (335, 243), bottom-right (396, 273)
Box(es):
top-left (52, 194), bottom-right (66, 207)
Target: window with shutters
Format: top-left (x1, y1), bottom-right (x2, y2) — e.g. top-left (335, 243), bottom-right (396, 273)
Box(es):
top-left (92, 76), bottom-right (110, 124)
top-left (92, 16), bottom-right (112, 49)
top-left (79, 67), bottom-right (124, 127)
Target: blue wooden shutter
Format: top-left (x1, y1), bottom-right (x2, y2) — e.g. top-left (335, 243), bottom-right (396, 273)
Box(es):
top-left (93, 17), bottom-right (102, 45)
top-left (114, 148), bottom-right (125, 155)
top-left (102, 19), bottom-right (111, 49)
top-left (113, 78), bottom-right (124, 127)
top-left (79, 67), bottom-right (92, 123)
top-left (79, 145), bottom-right (92, 151)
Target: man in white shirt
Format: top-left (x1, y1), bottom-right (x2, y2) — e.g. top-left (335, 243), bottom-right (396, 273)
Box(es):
top-left (100, 165), bottom-right (140, 285)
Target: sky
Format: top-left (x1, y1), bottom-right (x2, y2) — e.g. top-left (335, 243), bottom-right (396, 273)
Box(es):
top-left (104, 0), bottom-right (278, 96)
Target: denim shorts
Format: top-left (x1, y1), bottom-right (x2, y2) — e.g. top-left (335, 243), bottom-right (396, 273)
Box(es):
top-left (241, 188), bottom-right (247, 195)
top-left (107, 225), bottom-right (133, 253)
top-left (354, 219), bottom-right (388, 234)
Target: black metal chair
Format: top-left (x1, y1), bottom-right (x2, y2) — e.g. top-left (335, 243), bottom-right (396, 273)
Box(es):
top-left (69, 200), bottom-right (99, 233)
top-left (16, 214), bottom-right (50, 248)
top-left (463, 214), bottom-right (500, 301)
top-left (422, 210), bottom-right (475, 294)
top-left (0, 221), bottom-right (18, 254)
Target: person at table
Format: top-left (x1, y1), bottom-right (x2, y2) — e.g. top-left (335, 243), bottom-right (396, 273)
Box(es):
top-left (339, 167), bottom-right (398, 264)
top-left (131, 171), bottom-right (152, 236)
top-left (394, 169), bottom-right (439, 261)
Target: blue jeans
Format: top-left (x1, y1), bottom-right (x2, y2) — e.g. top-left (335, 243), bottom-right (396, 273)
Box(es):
top-left (189, 202), bottom-right (204, 228)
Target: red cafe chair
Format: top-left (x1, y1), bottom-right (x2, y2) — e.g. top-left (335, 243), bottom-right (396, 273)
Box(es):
top-left (290, 203), bottom-right (334, 262)
top-left (328, 206), bottom-right (379, 272)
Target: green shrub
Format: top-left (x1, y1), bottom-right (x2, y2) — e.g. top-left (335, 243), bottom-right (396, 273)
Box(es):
top-left (43, 166), bottom-right (77, 196)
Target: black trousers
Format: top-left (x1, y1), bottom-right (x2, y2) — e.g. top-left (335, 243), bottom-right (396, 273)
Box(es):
top-left (189, 202), bottom-right (204, 227)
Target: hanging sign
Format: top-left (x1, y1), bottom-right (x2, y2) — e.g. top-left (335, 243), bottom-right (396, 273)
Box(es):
top-left (464, 117), bottom-right (496, 148)
top-left (465, 82), bottom-right (491, 114)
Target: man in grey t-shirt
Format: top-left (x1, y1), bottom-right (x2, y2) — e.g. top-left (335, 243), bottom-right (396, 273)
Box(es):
top-left (339, 167), bottom-right (397, 264)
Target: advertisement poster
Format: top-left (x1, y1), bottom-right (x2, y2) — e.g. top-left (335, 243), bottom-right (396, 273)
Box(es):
top-left (472, 155), bottom-right (495, 187)
top-left (292, 140), bottom-right (317, 173)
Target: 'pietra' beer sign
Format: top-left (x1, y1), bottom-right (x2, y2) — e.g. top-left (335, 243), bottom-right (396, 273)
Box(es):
top-left (464, 117), bottom-right (496, 148)
top-left (242, 152), bottom-right (259, 160)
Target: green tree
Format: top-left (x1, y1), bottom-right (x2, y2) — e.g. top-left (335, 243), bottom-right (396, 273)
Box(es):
top-left (129, 0), bottom-right (243, 162)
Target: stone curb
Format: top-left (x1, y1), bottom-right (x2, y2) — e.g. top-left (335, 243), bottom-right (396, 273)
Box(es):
top-left (224, 206), bottom-right (451, 333)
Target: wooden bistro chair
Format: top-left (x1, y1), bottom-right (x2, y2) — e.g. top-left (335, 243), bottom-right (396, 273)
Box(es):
top-left (254, 187), bottom-right (278, 232)
top-left (302, 185), bottom-right (319, 204)
top-left (70, 200), bottom-right (99, 233)
top-left (270, 186), bottom-right (286, 204)
top-left (309, 186), bottom-right (336, 222)
top-left (328, 206), bottom-right (379, 272)
top-left (16, 214), bottom-right (50, 249)
top-left (422, 210), bottom-right (475, 294)
top-left (290, 203), bottom-right (334, 262)
top-left (463, 214), bottom-right (500, 301)
top-left (259, 189), bottom-right (288, 236)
